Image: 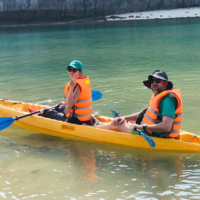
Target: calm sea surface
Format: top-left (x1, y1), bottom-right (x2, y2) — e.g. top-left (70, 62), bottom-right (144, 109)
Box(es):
top-left (0, 19), bottom-right (200, 199)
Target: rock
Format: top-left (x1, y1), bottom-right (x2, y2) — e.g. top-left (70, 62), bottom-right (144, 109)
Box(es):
top-left (0, 0), bottom-right (200, 24)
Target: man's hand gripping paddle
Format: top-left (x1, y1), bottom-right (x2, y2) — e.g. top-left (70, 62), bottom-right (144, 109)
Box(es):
top-left (109, 106), bottom-right (155, 148)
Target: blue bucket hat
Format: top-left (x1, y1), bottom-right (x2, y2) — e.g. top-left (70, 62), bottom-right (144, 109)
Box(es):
top-left (68, 60), bottom-right (83, 70)
top-left (143, 70), bottom-right (173, 90)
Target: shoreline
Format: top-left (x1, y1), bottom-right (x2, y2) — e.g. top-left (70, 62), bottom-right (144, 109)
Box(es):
top-left (106, 7), bottom-right (200, 21)
top-left (0, 7), bottom-right (200, 29)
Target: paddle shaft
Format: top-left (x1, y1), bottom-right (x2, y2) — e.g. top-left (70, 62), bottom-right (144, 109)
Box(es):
top-left (114, 112), bottom-right (135, 129)
top-left (15, 110), bottom-right (40, 120)
top-left (110, 106), bottom-right (155, 148)
top-left (15, 105), bottom-right (57, 120)
top-left (112, 110), bottom-right (144, 132)
top-left (117, 114), bottom-right (146, 135)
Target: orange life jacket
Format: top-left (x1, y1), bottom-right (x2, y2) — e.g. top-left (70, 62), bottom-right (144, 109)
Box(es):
top-left (141, 89), bottom-right (183, 138)
top-left (64, 76), bottom-right (92, 122)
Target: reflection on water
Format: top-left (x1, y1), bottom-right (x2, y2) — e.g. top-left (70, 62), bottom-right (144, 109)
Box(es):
top-left (1, 19), bottom-right (200, 199)
top-left (67, 148), bottom-right (98, 183)
top-left (0, 129), bottom-right (200, 199)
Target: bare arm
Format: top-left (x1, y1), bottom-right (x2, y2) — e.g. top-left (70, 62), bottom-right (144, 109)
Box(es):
top-left (112, 112), bottom-right (140, 125)
top-left (65, 74), bottom-right (81, 108)
top-left (131, 115), bottom-right (174, 132)
top-left (124, 112), bottom-right (140, 121)
top-left (66, 84), bottom-right (81, 108)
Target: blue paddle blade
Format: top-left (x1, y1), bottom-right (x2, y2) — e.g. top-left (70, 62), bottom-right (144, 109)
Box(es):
top-left (0, 117), bottom-right (15, 131)
top-left (139, 131), bottom-right (156, 148)
top-left (109, 106), bottom-right (156, 148)
top-left (92, 91), bottom-right (102, 101)
top-left (109, 106), bottom-right (120, 118)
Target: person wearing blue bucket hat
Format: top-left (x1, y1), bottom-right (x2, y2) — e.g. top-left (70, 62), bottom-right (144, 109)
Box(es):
top-left (29, 60), bottom-right (93, 125)
top-left (96, 70), bottom-right (183, 139)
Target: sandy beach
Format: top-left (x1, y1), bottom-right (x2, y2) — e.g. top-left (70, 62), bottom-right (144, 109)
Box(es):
top-left (106, 7), bottom-right (200, 21)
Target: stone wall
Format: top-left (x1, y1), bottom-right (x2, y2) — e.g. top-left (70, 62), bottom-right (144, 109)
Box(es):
top-left (1, 0), bottom-right (200, 24)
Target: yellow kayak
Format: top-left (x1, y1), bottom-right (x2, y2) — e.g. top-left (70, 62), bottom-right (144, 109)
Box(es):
top-left (0, 99), bottom-right (200, 153)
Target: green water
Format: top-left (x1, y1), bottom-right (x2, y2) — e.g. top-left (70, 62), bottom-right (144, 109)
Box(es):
top-left (0, 20), bottom-right (200, 199)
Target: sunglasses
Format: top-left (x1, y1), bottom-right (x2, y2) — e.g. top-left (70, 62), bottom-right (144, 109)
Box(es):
top-left (67, 67), bottom-right (78, 73)
top-left (150, 78), bottom-right (161, 84)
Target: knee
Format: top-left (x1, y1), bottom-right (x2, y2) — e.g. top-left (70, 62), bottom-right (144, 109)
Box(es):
top-left (42, 109), bottom-right (52, 118)
top-left (55, 105), bottom-right (65, 112)
top-left (110, 124), bottom-right (121, 132)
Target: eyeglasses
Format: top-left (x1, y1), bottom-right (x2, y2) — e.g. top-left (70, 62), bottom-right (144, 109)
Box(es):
top-left (150, 78), bottom-right (161, 84)
top-left (67, 67), bottom-right (78, 73)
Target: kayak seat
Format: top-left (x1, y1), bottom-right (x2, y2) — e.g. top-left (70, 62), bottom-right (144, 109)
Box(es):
top-left (9, 103), bottom-right (23, 111)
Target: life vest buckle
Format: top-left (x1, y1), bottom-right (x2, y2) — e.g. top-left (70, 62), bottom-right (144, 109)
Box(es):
top-left (72, 106), bottom-right (77, 110)
top-left (72, 113), bottom-right (77, 118)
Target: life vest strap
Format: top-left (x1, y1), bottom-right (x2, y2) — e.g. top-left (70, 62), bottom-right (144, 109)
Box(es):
top-left (173, 121), bottom-right (181, 125)
top-left (77, 98), bottom-right (92, 103)
top-left (170, 129), bottom-right (180, 133)
top-left (148, 106), bottom-right (161, 116)
top-left (175, 113), bottom-right (182, 118)
top-left (69, 113), bottom-right (92, 118)
top-left (143, 114), bottom-right (162, 123)
top-left (70, 106), bottom-right (92, 110)
top-left (64, 96), bottom-right (92, 103)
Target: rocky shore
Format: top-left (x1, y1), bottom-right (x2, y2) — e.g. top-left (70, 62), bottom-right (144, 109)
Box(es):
top-left (0, 7), bottom-right (200, 29)
top-left (1, 0), bottom-right (200, 28)
top-left (107, 7), bottom-right (200, 21)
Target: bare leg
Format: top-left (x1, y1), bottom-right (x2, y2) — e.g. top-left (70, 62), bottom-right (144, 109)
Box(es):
top-left (95, 122), bottom-right (131, 133)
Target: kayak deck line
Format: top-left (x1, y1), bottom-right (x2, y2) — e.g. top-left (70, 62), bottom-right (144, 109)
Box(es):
top-left (0, 99), bottom-right (200, 153)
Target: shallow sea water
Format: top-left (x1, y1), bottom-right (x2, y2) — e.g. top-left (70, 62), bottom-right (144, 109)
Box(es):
top-left (0, 19), bottom-right (200, 199)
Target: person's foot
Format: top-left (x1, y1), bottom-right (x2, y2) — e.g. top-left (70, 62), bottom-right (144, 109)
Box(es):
top-left (28, 107), bottom-right (37, 113)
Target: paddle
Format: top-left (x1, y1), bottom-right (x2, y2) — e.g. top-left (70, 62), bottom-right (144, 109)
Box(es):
top-left (0, 90), bottom-right (102, 131)
top-left (109, 106), bottom-right (155, 148)
top-left (0, 104), bottom-right (57, 131)
top-left (92, 91), bottom-right (102, 101)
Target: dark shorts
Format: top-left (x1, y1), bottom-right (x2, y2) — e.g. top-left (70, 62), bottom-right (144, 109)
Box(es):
top-left (42, 105), bottom-right (91, 125)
